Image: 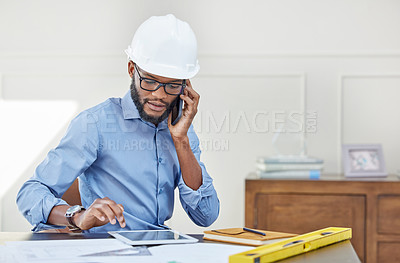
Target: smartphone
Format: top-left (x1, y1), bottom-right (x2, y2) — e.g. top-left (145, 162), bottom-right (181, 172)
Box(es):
top-left (171, 81), bottom-right (186, 126)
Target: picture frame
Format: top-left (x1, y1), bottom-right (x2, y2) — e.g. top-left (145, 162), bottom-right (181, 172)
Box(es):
top-left (342, 144), bottom-right (387, 178)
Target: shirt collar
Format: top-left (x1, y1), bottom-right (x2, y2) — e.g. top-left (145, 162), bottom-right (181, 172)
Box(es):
top-left (121, 91), bottom-right (141, 120)
top-left (121, 91), bottom-right (169, 129)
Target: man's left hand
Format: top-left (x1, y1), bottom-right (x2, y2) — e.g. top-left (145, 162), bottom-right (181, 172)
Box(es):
top-left (168, 80), bottom-right (199, 140)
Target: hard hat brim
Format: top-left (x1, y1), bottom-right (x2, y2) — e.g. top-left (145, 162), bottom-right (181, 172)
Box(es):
top-left (125, 50), bottom-right (200, 79)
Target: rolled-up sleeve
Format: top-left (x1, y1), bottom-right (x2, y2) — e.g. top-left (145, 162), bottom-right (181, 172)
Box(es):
top-left (16, 111), bottom-right (99, 231)
top-left (178, 126), bottom-right (220, 227)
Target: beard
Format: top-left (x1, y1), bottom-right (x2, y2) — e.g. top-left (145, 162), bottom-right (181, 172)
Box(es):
top-left (130, 77), bottom-right (177, 125)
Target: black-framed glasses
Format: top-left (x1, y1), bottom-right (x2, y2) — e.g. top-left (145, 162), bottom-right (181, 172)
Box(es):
top-left (134, 65), bottom-right (185, 95)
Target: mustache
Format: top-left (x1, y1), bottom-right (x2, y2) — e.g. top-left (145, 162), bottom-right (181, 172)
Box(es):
top-left (143, 99), bottom-right (169, 107)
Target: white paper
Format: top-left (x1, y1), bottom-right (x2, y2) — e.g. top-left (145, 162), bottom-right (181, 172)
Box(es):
top-left (4, 238), bottom-right (152, 263)
top-left (4, 239), bottom-right (254, 263)
top-left (0, 245), bottom-right (20, 262)
top-left (148, 243), bottom-right (255, 263)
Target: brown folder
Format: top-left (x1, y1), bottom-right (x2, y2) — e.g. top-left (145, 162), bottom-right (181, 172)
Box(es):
top-left (203, 228), bottom-right (297, 246)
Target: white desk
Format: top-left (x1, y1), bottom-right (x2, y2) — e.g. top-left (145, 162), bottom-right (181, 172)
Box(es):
top-left (0, 232), bottom-right (360, 262)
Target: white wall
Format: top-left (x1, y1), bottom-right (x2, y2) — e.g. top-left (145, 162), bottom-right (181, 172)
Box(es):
top-left (1, 0), bottom-right (399, 233)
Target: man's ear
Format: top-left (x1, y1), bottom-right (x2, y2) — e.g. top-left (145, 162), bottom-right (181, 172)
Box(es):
top-left (128, 61), bottom-right (135, 78)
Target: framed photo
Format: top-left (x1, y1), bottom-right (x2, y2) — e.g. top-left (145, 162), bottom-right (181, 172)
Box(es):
top-left (342, 144), bottom-right (387, 177)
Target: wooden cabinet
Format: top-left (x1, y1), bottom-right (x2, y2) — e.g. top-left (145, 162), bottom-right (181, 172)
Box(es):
top-left (245, 174), bottom-right (400, 263)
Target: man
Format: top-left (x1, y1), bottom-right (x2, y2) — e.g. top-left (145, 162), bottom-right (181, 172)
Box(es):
top-left (16, 14), bottom-right (220, 232)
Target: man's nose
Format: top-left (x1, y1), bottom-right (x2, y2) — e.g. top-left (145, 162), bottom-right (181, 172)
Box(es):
top-left (151, 85), bottom-right (168, 100)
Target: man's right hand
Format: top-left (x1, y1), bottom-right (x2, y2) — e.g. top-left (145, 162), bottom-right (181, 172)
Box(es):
top-left (74, 197), bottom-right (126, 230)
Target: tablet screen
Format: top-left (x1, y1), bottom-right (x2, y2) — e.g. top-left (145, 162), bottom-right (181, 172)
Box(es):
top-left (118, 230), bottom-right (185, 241)
top-left (108, 230), bottom-right (198, 245)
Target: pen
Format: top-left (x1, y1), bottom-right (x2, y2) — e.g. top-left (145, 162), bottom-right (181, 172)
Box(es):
top-left (243, 227), bottom-right (266, 236)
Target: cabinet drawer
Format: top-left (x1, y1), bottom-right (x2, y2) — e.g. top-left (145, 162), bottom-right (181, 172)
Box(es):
top-left (378, 195), bottom-right (400, 235)
top-left (255, 193), bottom-right (365, 262)
top-left (378, 242), bottom-right (400, 263)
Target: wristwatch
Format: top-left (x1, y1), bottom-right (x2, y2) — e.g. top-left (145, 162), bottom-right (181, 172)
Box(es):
top-left (65, 205), bottom-right (85, 231)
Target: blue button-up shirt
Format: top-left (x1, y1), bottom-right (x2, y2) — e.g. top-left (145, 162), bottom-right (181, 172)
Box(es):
top-left (17, 91), bottom-right (220, 232)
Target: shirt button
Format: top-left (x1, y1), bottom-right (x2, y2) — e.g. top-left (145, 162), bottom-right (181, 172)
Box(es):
top-left (158, 188), bottom-right (163, 194)
top-left (158, 157), bottom-right (162, 163)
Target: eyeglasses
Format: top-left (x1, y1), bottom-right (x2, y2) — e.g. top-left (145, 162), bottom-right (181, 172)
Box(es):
top-left (134, 65), bottom-right (185, 95)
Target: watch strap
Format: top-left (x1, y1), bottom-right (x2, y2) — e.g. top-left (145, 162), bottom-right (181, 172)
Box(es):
top-left (65, 206), bottom-right (85, 230)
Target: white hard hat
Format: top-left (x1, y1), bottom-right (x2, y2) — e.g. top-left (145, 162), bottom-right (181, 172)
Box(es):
top-left (125, 14), bottom-right (200, 79)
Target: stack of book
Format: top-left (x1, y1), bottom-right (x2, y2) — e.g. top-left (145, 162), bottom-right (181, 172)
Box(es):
top-left (256, 155), bottom-right (324, 179)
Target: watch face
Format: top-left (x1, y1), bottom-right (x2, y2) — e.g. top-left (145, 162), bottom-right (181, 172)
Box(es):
top-left (66, 205), bottom-right (82, 214)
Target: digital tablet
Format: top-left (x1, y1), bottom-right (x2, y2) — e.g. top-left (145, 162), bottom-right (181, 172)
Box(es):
top-left (108, 229), bottom-right (199, 246)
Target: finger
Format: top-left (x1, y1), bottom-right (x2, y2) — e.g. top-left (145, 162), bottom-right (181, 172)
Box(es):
top-left (91, 209), bottom-right (107, 222)
top-left (94, 198), bottom-right (125, 227)
top-left (183, 86), bottom-right (199, 106)
top-left (106, 202), bottom-right (124, 220)
top-left (180, 93), bottom-right (195, 106)
top-left (100, 197), bottom-right (124, 222)
top-left (117, 204), bottom-right (126, 227)
top-left (89, 199), bottom-right (109, 222)
top-left (183, 87), bottom-right (194, 100)
top-left (108, 203), bottom-right (126, 228)
top-left (94, 203), bottom-right (117, 225)
top-left (180, 95), bottom-right (196, 115)
top-left (185, 85), bottom-right (199, 99)
top-left (185, 79), bottom-right (192, 88)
